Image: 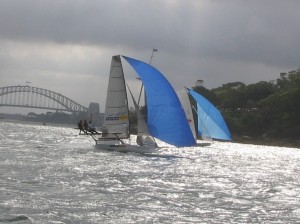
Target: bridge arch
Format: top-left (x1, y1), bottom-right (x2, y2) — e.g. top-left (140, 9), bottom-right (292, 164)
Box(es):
top-left (0, 85), bottom-right (88, 113)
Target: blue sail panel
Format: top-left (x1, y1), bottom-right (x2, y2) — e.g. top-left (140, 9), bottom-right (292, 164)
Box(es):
top-left (123, 56), bottom-right (196, 147)
top-left (188, 89), bottom-right (231, 141)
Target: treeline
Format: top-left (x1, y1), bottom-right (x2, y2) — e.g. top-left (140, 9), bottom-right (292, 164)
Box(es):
top-left (193, 69), bottom-right (300, 145)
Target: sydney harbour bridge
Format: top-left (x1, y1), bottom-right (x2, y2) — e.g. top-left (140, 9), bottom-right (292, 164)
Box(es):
top-left (0, 85), bottom-right (89, 113)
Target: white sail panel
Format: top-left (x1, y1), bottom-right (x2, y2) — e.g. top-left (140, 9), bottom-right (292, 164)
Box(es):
top-left (177, 88), bottom-right (197, 139)
top-left (103, 55), bottom-right (129, 138)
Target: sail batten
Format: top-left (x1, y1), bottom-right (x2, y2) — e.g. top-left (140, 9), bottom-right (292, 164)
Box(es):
top-left (123, 56), bottom-right (196, 147)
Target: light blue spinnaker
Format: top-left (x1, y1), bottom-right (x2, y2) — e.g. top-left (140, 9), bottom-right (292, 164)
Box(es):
top-left (123, 56), bottom-right (196, 147)
top-left (188, 89), bottom-right (231, 141)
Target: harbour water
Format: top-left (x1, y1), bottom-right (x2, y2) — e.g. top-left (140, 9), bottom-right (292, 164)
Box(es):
top-left (0, 121), bottom-right (300, 223)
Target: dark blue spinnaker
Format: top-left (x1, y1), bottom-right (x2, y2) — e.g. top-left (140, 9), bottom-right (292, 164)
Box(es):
top-left (188, 89), bottom-right (231, 141)
top-left (123, 56), bottom-right (196, 147)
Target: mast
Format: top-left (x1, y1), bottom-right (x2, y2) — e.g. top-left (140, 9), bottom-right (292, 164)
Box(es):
top-left (137, 48), bottom-right (158, 106)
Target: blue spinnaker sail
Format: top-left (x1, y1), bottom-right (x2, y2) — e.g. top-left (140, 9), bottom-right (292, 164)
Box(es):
top-left (188, 89), bottom-right (231, 141)
top-left (123, 56), bottom-right (196, 147)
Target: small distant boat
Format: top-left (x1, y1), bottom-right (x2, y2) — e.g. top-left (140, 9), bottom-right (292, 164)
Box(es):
top-left (91, 55), bottom-right (196, 153)
top-left (188, 88), bottom-right (231, 141)
top-left (179, 87), bottom-right (231, 145)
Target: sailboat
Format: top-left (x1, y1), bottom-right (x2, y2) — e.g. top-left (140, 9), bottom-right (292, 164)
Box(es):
top-left (92, 55), bottom-right (132, 151)
top-left (186, 88), bottom-right (231, 142)
top-left (178, 88), bottom-right (212, 146)
top-left (93, 55), bottom-right (157, 153)
top-left (92, 55), bottom-right (196, 153)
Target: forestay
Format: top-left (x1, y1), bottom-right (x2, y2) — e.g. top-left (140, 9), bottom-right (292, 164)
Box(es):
top-left (126, 83), bottom-right (157, 146)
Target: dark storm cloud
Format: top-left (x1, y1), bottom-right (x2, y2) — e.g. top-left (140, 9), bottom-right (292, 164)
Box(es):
top-left (1, 0), bottom-right (299, 67)
top-left (0, 0), bottom-right (174, 47)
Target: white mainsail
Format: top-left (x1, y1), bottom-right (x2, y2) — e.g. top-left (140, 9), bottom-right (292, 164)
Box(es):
top-left (102, 55), bottom-right (130, 139)
top-left (177, 88), bottom-right (197, 139)
top-left (197, 109), bottom-right (213, 142)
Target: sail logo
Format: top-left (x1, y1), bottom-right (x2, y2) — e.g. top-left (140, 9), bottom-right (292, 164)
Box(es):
top-left (106, 116), bottom-right (119, 120)
top-left (119, 115), bottom-right (128, 120)
top-left (106, 114), bottom-right (128, 121)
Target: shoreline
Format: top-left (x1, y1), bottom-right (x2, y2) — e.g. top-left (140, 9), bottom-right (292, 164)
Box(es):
top-left (2, 119), bottom-right (299, 149)
top-left (233, 137), bottom-right (300, 149)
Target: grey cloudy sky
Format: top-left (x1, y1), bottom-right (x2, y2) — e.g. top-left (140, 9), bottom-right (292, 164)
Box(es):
top-left (1, 0), bottom-right (300, 112)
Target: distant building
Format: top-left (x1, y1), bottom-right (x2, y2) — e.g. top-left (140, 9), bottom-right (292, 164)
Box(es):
top-left (195, 80), bottom-right (204, 87)
top-left (87, 102), bottom-right (103, 126)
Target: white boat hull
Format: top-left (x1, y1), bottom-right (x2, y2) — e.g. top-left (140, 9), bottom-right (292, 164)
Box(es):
top-left (94, 138), bottom-right (159, 153)
top-left (196, 142), bottom-right (212, 147)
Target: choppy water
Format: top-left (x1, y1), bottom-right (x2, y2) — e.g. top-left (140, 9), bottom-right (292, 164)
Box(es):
top-left (0, 121), bottom-right (300, 223)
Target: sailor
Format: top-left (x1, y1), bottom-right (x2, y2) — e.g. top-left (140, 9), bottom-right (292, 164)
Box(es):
top-left (77, 120), bottom-right (85, 134)
top-left (83, 120), bottom-right (89, 132)
top-left (88, 121), bottom-right (97, 134)
top-left (100, 126), bottom-right (108, 137)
